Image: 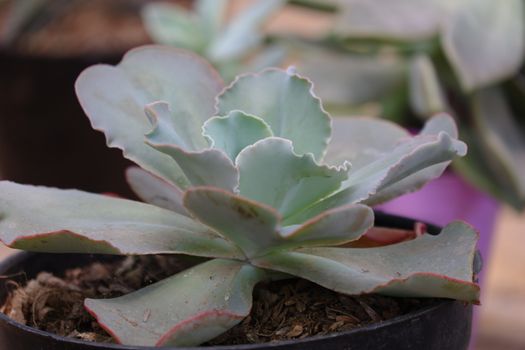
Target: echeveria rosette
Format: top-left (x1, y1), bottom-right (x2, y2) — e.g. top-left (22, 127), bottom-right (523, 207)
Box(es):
top-left (0, 46), bottom-right (478, 347)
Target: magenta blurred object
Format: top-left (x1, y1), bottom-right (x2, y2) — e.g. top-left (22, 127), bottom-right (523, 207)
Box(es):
top-left (376, 171), bottom-right (499, 279)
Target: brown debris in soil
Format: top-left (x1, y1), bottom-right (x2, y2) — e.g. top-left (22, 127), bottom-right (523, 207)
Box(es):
top-left (206, 279), bottom-right (437, 346)
top-left (1, 255), bottom-right (193, 343)
top-left (1, 258), bottom-right (437, 346)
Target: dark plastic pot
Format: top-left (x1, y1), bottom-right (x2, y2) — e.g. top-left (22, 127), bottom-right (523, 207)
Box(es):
top-left (0, 49), bottom-right (134, 196)
top-left (0, 213), bottom-right (473, 350)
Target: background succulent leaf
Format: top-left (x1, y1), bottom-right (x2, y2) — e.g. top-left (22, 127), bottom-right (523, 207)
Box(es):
top-left (0, 0), bottom-right (47, 45)
top-left (142, 3), bottom-right (207, 53)
top-left (245, 45), bottom-right (288, 73)
top-left (442, 0), bottom-right (525, 91)
top-left (324, 117), bottom-right (409, 168)
top-left (206, 0), bottom-right (284, 62)
top-left (216, 68), bottom-right (331, 161)
top-left (195, 0), bottom-right (228, 41)
top-left (125, 167), bottom-right (188, 216)
top-left (85, 259), bottom-right (269, 346)
top-left (202, 110), bottom-right (273, 161)
top-left (237, 137), bottom-right (348, 219)
top-left (253, 221), bottom-right (479, 303)
top-left (470, 87), bottom-right (525, 206)
top-left (0, 182), bottom-right (241, 258)
top-left (408, 54), bottom-right (448, 118)
top-left (452, 129), bottom-right (525, 211)
top-left (75, 45), bottom-right (223, 188)
top-left (294, 45), bottom-right (406, 108)
top-left (333, 0), bottom-right (447, 41)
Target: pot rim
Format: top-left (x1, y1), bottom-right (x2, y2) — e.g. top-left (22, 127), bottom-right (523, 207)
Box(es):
top-left (0, 251), bottom-right (459, 350)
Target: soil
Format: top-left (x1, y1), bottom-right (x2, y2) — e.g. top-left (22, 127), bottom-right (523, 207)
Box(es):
top-left (0, 0), bottom-right (191, 56)
top-left (1, 256), bottom-right (438, 346)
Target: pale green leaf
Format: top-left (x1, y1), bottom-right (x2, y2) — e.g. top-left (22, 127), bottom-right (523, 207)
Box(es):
top-left (253, 222), bottom-right (480, 302)
top-left (237, 137), bottom-right (348, 218)
top-left (125, 167), bottom-right (188, 216)
top-left (0, 182), bottom-right (241, 258)
top-left (85, 259), bottom-right (269, 346)
top-left (216, 68), bottom-right (331, 161)
top-left (202, 110), bottom-right (273, 161)
top-left (442, 0), bottom-right (525, 90)
top-left (279, 204), bottom-right (374, 249)
top-left (75, 45), bottom-right (224, 188)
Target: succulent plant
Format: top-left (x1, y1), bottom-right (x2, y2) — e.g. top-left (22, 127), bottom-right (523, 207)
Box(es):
top-left (287, 0), bottom-right (525, 210)
top-left (0, 46), bottom-right (479, 347)
top-left (142, 0), bottom-right (286, 80)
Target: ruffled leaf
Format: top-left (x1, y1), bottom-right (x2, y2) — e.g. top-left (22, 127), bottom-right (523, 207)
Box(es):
top-left (237, 137), bottom-right (348, 218)
top-left (202, 110), bottom-right (273, 161)
top-left (0, 182), bottom-right (241, 259)
top-left (364, 114), bottom-right (461, 205)
top-left (85, 259), bottom-right (269, 346)
top-left (253, 222), bottom-right (480, 303)
top-left (216, 68), bottom-right (331, 161)
top-left (75, 45), bottom-right (223, 188)
top-left (145, 101), bottom-right (208, 151)
top-left (288, 115), bottom-right (466, 223)
top-left (442, 0), bottom-right (524, 91)
top-left (183, 187), bottom-right (373, 259)
top-left (145, 102), bottom-right (238, 191)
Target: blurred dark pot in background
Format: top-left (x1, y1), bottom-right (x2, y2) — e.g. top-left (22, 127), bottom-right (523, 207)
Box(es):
top-left (0, 50), bottom-right (134, 196)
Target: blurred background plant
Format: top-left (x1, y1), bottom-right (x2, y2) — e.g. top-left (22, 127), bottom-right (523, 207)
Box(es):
top-left (142, 0), bottom-right (286, 80)
top-left (284, 0), bottom-right (525, 211)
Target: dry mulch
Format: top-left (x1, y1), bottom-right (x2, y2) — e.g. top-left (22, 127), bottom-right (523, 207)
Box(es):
top-left (1, 256), bottom-right (437, 346)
